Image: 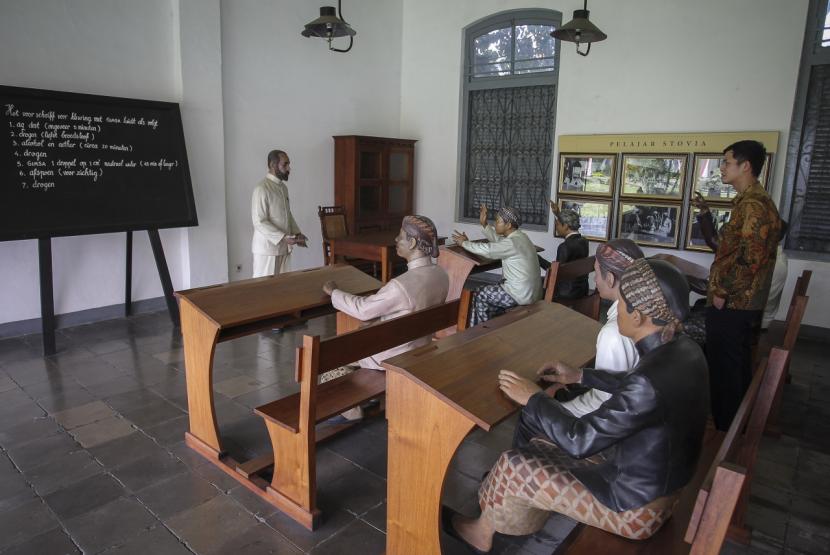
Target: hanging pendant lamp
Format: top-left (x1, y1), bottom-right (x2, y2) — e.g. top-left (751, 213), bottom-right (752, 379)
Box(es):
top-left (551, 0), bottom-right (607, 57)
top-left (301, 0), bottom-right (356, 53)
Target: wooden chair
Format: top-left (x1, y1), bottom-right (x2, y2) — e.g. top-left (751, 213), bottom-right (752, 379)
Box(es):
top-left (554, 347), bottom-right (790, 554)
top-left (253, 291), bottom-right (471, 530)
top-left (318, 205), bottom-right (377, 275)
top-left (543, 256), bottom-right (601, 321)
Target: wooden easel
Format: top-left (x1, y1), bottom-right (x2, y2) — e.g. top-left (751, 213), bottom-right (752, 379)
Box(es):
top-left (37, 228), bottom-right (178, 355)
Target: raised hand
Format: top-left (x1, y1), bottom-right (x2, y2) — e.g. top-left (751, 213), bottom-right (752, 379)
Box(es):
top-left (479, 203), bottom-right (488, 227)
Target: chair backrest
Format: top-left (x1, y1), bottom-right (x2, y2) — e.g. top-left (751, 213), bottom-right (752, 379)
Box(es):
top-left (543, 255), bottom-right (596, 302)
top-left (688, 463), bottom-right (747, 555)
top-left (794, 269), bottom-right (812, 298)
top-left (318, 205), bottom-right (349, 264)
top-left (783, 295), bottom-right (808, 352)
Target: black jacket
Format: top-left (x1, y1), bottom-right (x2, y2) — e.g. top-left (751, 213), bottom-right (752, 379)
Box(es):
top-left (555, 233), bottom-right (589, 299)
top-left (521, 334), bottom-right (708, 512)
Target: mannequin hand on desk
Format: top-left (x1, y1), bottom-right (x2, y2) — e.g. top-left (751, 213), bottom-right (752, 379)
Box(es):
top-left (537, 361), bottom-right (583, 385)
top-left (498, 370), bottom-right (542, 406)
top-left (322, 280), bottom-right (337, 296)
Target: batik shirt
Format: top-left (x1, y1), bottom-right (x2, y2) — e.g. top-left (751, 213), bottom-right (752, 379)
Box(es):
top-left (707, 182), bottom-right (780, 311)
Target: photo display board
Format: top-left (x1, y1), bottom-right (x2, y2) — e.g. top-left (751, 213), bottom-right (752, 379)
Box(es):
top-left (0, 85), bottom-right (197, 241)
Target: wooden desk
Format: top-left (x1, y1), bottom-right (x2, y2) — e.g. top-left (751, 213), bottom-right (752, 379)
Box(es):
top-left (330, 232), bottom-right (446, 283)
top-left (381, 302), bottom-right (600, 555)
top-left (438, 243), bottom-right (545, 302)
top-left (651, 253), bottom-right (710, 296)
top-left (175, 265), bottom-right (381, 458)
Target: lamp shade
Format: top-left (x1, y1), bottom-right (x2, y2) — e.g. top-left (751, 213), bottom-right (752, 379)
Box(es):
top-left (301, 6), bottom-right (356, 38)
top-left (551, 9), bottom-right (606, 44)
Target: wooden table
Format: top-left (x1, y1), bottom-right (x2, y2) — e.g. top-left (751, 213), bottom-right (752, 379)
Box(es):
top-left (438, 243), bottom-right (545, 302)
top-left (381, 302), bottom-right (600, 555)
top-left (651, 253), bottom-right (710, 296)
top-left (329, 231), bottom-right (445, 283)
top-left (175, 265), bottom-right (381, 459)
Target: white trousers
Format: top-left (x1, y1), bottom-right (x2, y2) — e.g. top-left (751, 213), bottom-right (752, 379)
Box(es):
top-left (252, 253), bottom-right (290, 278)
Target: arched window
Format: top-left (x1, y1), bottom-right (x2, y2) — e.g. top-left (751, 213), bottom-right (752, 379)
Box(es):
top-left (458, 9), bottom-right (562, 229)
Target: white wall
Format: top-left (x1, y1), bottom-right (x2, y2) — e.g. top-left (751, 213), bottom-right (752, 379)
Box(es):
top-left (399, 0), bottom-right (830, 327)
top-left (220, 0), bottom-right (404, 278)
top-left (0, 0), bottom-right (188, 324)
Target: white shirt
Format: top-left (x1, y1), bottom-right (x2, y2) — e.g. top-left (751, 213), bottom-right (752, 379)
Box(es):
top-left (560, 300), bottom-right (639, 417)
top-left (461, 225), bottom-right (542, 305)
top-left (762, 245), bottom-right (789, 328)
top-left (251, 174), bottom-right (302, 256)
top-left (330, 256), bottom-right (450, 370)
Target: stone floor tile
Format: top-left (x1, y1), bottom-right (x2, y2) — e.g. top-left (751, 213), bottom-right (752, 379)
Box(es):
top-left (164, 494), bottom-right (261, 554)
top-left (207, 522), bottom-right (302, 555)
top-left (135, 472), bottom-right (219, 519)
top-left (141, 415), bottom-right (190, 447)
top-left (214, 375), bottom-right (272, 398)
top-left (168, 440), bottom-right (211, 470)
top-left (192, 460), bottom-right (245, 493)
top-left (310, 519), bottom-right (385, 555)
top-left (323, 427), bottom-right (388, 479)
top-left (233, 381), bottom-right (301, 410)
top-left (70, 416), bottom-right (136, 448)
top-left (6, 432), bottom-right (80, 472)
top-left (786, 515), bottom-right (830, 555)
top-left (120, 397), bottom-right (185, 429)
top-left (83, 374), bottom-right (142, 399)
top-left (0, 498), bottom-right (60, 551)
top-left (317, 465), bottom-right (386, 516)
top-left (0, 472), bottom-right (37, 512)
top-left (99, 524), bottom-right (191, 555)
top-left (44, 472), bottom-right (127, 520)
top-left (38, 388), bottom-right (99, 415)
top-left (2, 357), bottom-right (58, 386)
top-left (110, 450), bottom-right (187, 492)
top-left (360, 502), bottom-right (386, 532)
top-left (0, 415), bottom-right (61, 450)
top-left (88, 430), bottom-right (166, 469)
top-left (227, 484), bottom-right (280, 519)
top-left (265, 507), bottom-right (356, 552)
top-left (0, 527), bottom-right (80, 555)
top-left (24, 449), bottom-right (104, 496)
top-left (53, 400), bottom-right (116, 430)
top-left (0, 374), bottom-right (17, 393)
top-left (63, 496), bottom-right (158, 554)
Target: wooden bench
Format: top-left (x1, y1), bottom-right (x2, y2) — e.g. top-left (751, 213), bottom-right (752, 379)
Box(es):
top-left (252, 291), bottom-right (471, 530)
top-left (758, 269), bottom-right (811, 363)
top-left (554, 346), bottom-right (790, 555)
top-left (544, 256), bottom-right (601, 321)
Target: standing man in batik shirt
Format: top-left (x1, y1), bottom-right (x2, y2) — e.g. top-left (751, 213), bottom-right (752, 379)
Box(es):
top-left (452, 205), bottom-right (542, 326)
top-left (251, 150), bottom-right (308, 278)
top-left (700, 140), bottom-right (780, 431)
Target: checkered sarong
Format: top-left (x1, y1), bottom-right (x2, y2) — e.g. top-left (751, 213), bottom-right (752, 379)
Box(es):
top-left (470, 284), bottom-right (519, 326)
top-left (478, 438), bottom-right (677, 540)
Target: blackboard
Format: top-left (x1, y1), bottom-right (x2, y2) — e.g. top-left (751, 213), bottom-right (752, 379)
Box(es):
top-left (0, 86), bottom-right (197, 241)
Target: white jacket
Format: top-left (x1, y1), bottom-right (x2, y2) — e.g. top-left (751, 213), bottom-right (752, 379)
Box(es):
top-left (251, 174), bottom-right (302, 256)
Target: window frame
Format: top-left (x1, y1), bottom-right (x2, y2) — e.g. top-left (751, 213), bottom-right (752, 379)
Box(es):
top-left (780, 0), bottom-right (830, 259)
top-left (456, 9), bottom-right (562, 231)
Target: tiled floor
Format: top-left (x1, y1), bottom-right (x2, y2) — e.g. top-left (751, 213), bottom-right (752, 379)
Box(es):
top-left (0, 310), bottom-right (828, 554)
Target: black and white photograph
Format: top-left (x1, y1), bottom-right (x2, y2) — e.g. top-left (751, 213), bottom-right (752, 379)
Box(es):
top-left (557, 154), bottom-right (616, 196)
top-left (687, 206), bottom-right (732, 251)
top-left (621, 155), bottom-right (686, 199)
top-left (618, 202), bottom-right (680, 247)
top-left (559, 198), bottom-right (611, 241)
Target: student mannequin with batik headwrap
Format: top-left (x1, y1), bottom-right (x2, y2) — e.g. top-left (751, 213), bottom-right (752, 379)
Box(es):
top-left (452, 204), bottom-right (542, 326)
top-left (322, 215), bottom-right (449, 371)
top-left (446, 259), bottom-right (707, 552)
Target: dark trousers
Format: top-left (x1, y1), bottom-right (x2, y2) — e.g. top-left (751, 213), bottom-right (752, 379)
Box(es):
top-left (705, 306), bottom-right (762, 431)
top-left (513, 408), bottom-right (547, 450)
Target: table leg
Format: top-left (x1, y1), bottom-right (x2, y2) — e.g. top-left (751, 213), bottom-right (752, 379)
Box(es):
top-left (386, 371), bottom-right (477, 555)
top-left (180, 300), bottom-right (223, 456)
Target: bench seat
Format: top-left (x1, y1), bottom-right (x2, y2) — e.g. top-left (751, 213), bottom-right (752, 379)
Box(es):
top-left (254, 368), bottom-right (385, 432)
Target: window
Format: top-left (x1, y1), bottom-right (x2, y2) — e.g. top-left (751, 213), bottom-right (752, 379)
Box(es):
top-left (457, 10), bottom-right (562, 229)
top-left (783, 0), bottom-right (830, 254)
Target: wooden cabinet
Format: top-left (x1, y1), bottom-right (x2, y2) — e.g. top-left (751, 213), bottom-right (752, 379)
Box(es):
top-left (333, 135), bottom-right (416, 234)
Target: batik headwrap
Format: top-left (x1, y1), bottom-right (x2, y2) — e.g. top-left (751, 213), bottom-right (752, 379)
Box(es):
top-left (497, 207), bottom-right (522, 229)
top-left (557, 209), bottom-right (581, 231)
top-left (619, 259), bottom-right (689, 342)
top-left (402, 215), bottom-right (440, 258)
top-left (595, 239), bottom-right (644, 280)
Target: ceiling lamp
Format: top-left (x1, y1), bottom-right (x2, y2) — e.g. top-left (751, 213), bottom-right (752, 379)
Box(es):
top-left (301, 0), bottom-right (356, 53)
top-left (551, 0), bottom-right (607, 57)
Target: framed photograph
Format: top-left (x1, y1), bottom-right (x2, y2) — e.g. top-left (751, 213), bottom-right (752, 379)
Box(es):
top-left (557, 154), bottom-right (616, 196)
top-left (617, 202), bottom-right (681, 248)
top-left (686, 206), bottom-right (732, 252)
top-left (621, 155), bottom-right (686, 199)
top-left (692, 153), bottom-right (774, 200)
top-left (558, 197), bottom-right (612, 241)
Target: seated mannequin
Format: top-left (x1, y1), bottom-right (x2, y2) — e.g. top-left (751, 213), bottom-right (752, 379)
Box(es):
top-left (557, 239), bottom-right (644, 417)
top-left (544, 201), bottom-right (590, 299)
top-left (321, 215), bottom-right (449, 420)
top-left (448, 259), bottom-right (707, 551)
top-left (452, 205), bottom-right (542, 327)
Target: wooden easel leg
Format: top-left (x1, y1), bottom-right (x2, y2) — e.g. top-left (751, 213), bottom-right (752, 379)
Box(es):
top-left (38, 238), bottom-right (56, 356)
top-left (125, 231), bottom-right (133, 317)
top-left (147, 228), bottom-right (180, 327)
top-left (386, 371), bottom-right (477, 555)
